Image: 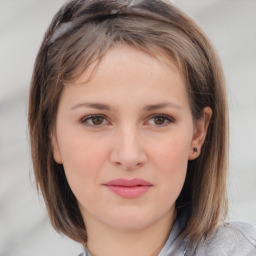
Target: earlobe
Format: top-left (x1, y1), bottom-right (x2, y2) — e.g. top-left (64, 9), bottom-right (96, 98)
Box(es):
top-left (51, 133), bottom-right (63, 164)
top-left (188, 106), bottom-right (212, 160)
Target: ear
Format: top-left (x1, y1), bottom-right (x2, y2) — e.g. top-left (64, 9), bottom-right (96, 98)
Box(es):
top-left (51, 132), bottom-right (63, 164)
top-left (188, 106), bottom-right (212, 160)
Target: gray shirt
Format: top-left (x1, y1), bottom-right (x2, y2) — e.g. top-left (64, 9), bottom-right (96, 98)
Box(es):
top-left (78, 213), bottom-right (256, 256)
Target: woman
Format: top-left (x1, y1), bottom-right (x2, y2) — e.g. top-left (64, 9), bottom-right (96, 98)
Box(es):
top-left (28, 0), bottom-right (256, 255)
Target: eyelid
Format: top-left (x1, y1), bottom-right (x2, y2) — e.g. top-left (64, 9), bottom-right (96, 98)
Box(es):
top-left (146, 113), bottom-right (175, 126)
top-left (80, 114), bottom-right (110, 127)
top-left (79, 113), bottom-right (174, 127)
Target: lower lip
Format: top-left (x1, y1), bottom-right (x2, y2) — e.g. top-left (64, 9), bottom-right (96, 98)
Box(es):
top-left (104, 185), bottom-right (152, 198)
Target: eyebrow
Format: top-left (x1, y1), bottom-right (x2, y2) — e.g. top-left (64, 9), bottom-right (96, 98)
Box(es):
top-left (71, 102), bottom-right (113, 111)
top-left (143, 102), bottom-right (182, 111)
top-left (71, 102), bottom-right (183, 111)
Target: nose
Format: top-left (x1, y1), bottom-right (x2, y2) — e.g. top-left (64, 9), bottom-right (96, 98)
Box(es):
top-left (109, 125), bottom-right (147, 170)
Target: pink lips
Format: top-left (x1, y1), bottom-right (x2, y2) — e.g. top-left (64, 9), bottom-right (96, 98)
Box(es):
top-left (103, 178), bottom-right (153, 198)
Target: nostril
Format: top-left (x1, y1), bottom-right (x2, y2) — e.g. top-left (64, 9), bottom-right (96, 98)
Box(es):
top-left (108, 139), bottom-right (147, 170)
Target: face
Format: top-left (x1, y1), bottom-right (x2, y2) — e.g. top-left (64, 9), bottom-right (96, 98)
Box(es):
top-left (52, 45), bottom-right (210, 233)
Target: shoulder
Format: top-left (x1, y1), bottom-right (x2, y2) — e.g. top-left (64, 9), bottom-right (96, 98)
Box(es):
top-left (195, 221), bottom-right (256, 256)
top-left (78, 246), bottom-right (92, 256)
top-left (78, 251), bottom-right (86, 256)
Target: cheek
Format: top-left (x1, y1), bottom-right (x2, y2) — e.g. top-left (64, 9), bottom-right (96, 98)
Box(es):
top-left (150, 131), bottom-right (191, 193)
top-left (59, 138), bottom-right (110, 210)
top-left (57, 129), bottom-right (109, 191)
top-left (153, 133), bottom-right (191, 170)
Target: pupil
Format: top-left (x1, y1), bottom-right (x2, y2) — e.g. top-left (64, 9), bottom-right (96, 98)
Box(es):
top-left (92, 117), bottom-right (103, 125)
top-left (154, 117), bottom-right (165, 125)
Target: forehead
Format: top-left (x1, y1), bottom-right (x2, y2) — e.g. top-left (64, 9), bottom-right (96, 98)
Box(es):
top-left (71, 44), bottom-right (184, 88)
top-left (58, 45), bottom-right (191, 115)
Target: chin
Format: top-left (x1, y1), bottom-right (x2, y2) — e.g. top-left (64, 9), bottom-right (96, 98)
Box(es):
top-left (104, 210), bottom-right (165, 231)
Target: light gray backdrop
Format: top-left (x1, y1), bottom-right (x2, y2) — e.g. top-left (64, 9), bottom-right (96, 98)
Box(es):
top-left (0, 0), bottom-right (255, 255)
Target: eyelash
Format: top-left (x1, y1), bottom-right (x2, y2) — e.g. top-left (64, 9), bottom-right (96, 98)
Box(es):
top-left (80, 114), bottom-right (174, 127)
top-left (147, 114), bottom-right (174, 127)
top-left (81, 114), bottom-right (108, 127)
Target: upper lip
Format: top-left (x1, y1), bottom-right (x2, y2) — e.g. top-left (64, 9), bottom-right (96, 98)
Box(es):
top-left (103, 178), bottom-right (153, 187)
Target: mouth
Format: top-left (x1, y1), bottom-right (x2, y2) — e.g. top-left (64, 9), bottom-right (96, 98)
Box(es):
top-left (103, 178), bottom-right (153, 198)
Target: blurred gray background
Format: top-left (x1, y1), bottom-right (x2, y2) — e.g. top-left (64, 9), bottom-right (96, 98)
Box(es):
top-left (0, 0), bottom-right (255, 255)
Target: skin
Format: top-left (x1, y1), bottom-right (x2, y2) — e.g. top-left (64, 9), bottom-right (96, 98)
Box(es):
top-left (52, 45), bottom-right (212, 256)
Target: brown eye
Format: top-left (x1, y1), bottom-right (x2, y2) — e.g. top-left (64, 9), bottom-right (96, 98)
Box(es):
top-left (91, 116), bottom-right (104, 125)
top-left (153, 116), bottom-right (166, 125)
top-left (81, 115), bottom-right (108, 127)
top-left (147, 114), bottom-right (173, 127)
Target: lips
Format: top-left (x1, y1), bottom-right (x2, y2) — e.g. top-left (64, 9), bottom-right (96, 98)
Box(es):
top-left (103, 178), bottom-right (153, 198)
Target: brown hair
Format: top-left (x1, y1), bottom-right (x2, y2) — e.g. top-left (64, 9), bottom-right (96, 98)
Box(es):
top-left (28, 0), bottom-right (228, 245)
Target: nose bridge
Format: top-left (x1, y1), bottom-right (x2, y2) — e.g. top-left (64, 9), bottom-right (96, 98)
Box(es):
top-left (121, 122), bottom-right (137, 149)
top-left (109, 122), bottom-right (147, 169)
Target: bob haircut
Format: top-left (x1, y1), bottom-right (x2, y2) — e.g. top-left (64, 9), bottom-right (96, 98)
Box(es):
top-left (28, 0), bottom-right (228, 245)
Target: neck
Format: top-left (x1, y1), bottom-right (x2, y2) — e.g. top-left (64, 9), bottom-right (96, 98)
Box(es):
top-left (85, 209), bottom-right (176, 256)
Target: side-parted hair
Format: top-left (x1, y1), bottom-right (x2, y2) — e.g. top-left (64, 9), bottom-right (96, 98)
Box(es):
top-left (28, 0), bottom-right (228, 245)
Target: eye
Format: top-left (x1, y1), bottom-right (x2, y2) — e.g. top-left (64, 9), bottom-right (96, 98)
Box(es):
top-left (147, 114), bottom-right (174, 127)
top-left (81, 115), bottom-right (109, 127)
